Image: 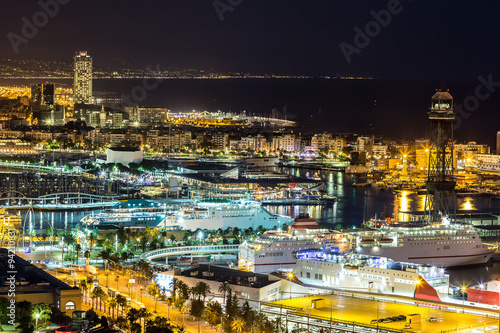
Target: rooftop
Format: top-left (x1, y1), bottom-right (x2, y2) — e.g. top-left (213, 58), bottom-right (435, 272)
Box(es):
top-left (179, 264), bottom-right (277, 288)
top-left (107, 147), bottom-right (141, 152)
top-left (0, 248), bottom-right (77, 294)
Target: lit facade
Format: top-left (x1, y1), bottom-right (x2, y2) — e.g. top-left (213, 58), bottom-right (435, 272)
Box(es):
top-left (73, 51), bottom-right (93, 104)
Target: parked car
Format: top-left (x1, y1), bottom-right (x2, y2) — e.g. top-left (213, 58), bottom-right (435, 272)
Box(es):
top-left (429, 316), bottom-right (438, 322)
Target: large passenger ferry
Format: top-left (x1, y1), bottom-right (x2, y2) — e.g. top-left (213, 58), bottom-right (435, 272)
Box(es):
top-left (159, 199), bottom-right (293, 231)
top-left (82, 198), bottom-right (292, 231)
top-left (239, 214), bottom-right (350, 274)
top-left (349, 221), bottom-right (496, 267)
top-left (293, 250), bottom-right (450, 301)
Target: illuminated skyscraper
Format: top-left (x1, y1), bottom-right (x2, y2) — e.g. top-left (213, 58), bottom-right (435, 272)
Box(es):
top-left (496, 131), bottom-right (500, 154)
top-left (73, 51), bottom-right (92, 104)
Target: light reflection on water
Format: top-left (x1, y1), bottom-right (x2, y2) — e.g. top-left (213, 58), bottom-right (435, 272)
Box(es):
top-left (461, 197), bottom-right (474, 210)
top-left (12, 167), bottom-right (500, 287)
top-left (271, 168), bottom-right (500, 227)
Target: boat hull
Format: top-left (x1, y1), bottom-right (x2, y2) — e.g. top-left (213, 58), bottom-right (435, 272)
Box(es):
top-left (357, 246), bottom-right (494, 267)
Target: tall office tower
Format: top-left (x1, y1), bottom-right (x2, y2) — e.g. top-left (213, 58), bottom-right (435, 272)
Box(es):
top-left (424, 86), bottom-right (456, 223)
top-left (73, 51), bottom-right (93, 104)
top-left (496, 131), bottom-right (500, 154)
top-left (30, 83), bottom-right (55, 112)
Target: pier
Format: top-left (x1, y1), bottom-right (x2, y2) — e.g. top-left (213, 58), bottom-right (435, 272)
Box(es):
top-left (0, 192), bottom-right (118, 210)
top-left (261, 198), bottom-right (336, 206)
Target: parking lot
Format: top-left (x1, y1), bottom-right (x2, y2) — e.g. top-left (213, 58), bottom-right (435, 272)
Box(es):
top-left (263, 294), bottom-right (497, 332)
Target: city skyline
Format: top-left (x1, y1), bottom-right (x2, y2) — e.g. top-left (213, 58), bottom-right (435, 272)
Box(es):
top-left (0, 1), bottom-right (498, 82)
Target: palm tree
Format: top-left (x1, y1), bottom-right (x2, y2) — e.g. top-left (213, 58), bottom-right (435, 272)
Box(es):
top-left (79, 279), bottom-right (89, 304)
top-left (195, 281), bottom-right (211, 302)
top-left (90, 287), bottom-right (99, 309)
top-left (204, 301), bottom-right (223, 329)
top-left (89, 228), bottom-right (97, 251)
top-left (99, 290), bottom-right (108, 313)
top-left (127, 308), bottom-right (140, 328)
top-left (171, 277), bottom-right (181, 301)
top-left (31, 303), bottom-right (51, 330)
top-left (116, 294), bottom-right (128, 315)
top-left (232, 317), bottom-right (246, 333)
top-left (137, 308), bottom-right (151, 332)
top-left (189, 286), bottom-right (197, 300)
top-left (218, 282), bottom-right (231, 306)
top-left (75, 243), bottom-right (82, 265)
top-left (91, 286), bottom-right (106, 312)
top-left (166, 296), bottom-right (173, 320)
top-left (107, 297), bottom-right (118, 318)
top-left (147, 281), bottom-right (160, 312)
top-left (180, 305), bottom-right (187, 329)
top-left (114, 317), bottom-right (129, 331)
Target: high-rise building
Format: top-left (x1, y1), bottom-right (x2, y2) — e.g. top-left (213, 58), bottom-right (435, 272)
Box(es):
top-left (137, 107), bottom-right (167, 123)
top-left (30, 83), bottom-right (55, 112)
top-left (496, 131), bottom-right (500, 154)
top-left (73, 51), bottom-right (92, 104)
top-left (30, 83), bottom-right (65, 126)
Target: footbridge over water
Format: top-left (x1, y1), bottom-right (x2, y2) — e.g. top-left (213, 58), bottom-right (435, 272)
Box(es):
top-left (140, 245), bottom-right (240, 267)
top-left (0, 192), bottom-right (118, 210)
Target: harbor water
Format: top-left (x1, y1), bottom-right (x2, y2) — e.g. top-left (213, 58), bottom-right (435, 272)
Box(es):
top-left (13, 168), bottom-right (500, 289)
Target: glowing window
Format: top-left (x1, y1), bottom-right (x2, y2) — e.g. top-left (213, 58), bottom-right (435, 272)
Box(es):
top-left (66, 301), bottom-right (75, 310)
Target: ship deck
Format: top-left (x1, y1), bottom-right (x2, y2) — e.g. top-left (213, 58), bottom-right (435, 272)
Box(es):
top-left (263, 294), bottom-right (496, 332)
top-left (297, 251), bottom-right (433, 273)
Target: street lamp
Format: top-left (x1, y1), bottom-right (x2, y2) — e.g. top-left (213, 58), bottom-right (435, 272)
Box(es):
top-left (287, 272), bottom-right (294, 300)
top-left (61, 236), bottom-right (64, 263)
top-left (461, 285), bottom-right (467, 314)
top-left (34, 313), bottom-right (40, 329)
top-left (105, 270), bottom-right (110, 288)
top-left (140, 287), bottom-right (143, 302)
top-left (329, 290), bottom-right (334, 332)
top-left (377, 300), bottom-right (380, 332)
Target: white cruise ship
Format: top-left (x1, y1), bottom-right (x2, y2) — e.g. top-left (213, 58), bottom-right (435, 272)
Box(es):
top-left (239, 214), bottom-right (350, 274)
top-left (158, 199), bottom-right (293, 231)
top-left (350, 221), bottom-right (496, 267)
top-left (293, 250), bottom-right (450, 301)
top-left (80, 199), bottom-right (168, 229)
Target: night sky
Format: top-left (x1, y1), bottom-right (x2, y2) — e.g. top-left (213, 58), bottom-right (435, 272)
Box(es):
top-left (1, 1), bottom-right (499, 81)
top-left (1, 1), bottom-right (500, 143)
